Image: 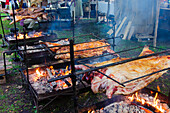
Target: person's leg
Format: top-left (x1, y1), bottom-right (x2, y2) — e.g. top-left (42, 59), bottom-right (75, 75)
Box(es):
top-left (0, 2), bottom-right (2, 12)
top-left (2, 2), bottom-right (5, 9)
top-left (14, 1), bottom-right (19, 9)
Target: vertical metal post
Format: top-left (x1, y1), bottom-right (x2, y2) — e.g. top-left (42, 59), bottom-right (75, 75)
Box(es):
top-left (3, 52), bottom-right (7, 76)
top-left (0, 13), bottom-right (7, 47)
top-left (168, 90), bottom-right (170, 106)
top-left (23, 27), bottom-right (29, 83)
top-left (112, 18), bottom-right (115, 50)
top-left (72, 11), bottom-right (75, 37)
top-left (12, 4), bottom-right (18, 50)
top-left (106, 0), bottom-right (110, 24)
top-left (96, 0), bottom-right (98, 22)
top-left (70, 39), bottom-right (78, 113)
top-left (12, 4), bottom-right (19, 61)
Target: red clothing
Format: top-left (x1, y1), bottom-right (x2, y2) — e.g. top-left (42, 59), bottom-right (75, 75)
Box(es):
top-left (5, 0), bottom-right (9, 5)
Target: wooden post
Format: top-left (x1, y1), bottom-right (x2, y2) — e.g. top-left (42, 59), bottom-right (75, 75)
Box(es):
top-left (122, 21), bottom-right (132, 40)
top-left (106, 0), bottom-right (110, 23)
top-left (154, 0), bottom-right (161, 47)
top-left (88, 0), bottom-right (91, 18)
top-left (115, 16), bottom-right (127, 37)
top-left (127, 26), bottom-right (135, 40)
top-left (96, 0), bottom-right (98, 22)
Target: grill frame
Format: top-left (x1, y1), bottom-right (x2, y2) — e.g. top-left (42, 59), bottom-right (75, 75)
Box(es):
top-left (78, 87), bottom-right (169, 113)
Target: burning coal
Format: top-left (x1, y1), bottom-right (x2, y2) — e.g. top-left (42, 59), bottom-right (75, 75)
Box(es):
top-left (7, 31), bottom-right (44, 40)
top-left (29, 66), bottom-right (72, 94)
top-left (88, 91), bottom-right (170, 113)
top-left (128, 92), bottom-right (170, 113)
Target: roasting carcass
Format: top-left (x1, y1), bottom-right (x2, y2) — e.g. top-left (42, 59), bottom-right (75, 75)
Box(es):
top-left (75, 46), bottom-right (170, 98)
top-left (41, 40), bottom-right (119, 59)
top-left (3, 7), bottom-right (47, 25)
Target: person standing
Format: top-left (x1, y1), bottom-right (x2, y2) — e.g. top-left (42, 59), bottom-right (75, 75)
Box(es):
top-left (0, 0), bottom-right (6, 10)
top-left (11, 0), bottom-right (19, 9)
top-left (5, 0), bottom-right (9, 9)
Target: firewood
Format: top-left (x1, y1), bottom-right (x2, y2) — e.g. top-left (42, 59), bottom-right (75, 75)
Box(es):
top-left (122, 21), bottom-right (132, 40)
top-left (115, 16), bottom-right (127, 37)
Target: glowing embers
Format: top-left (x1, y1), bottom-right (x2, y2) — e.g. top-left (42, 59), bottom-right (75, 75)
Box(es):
top-left (87, 87), bottom-right (170, 113)
top-left (128, 91), bottom-right (169, 113)
top-left (29, 66), bottom-right (72, 94)
top-left (7, 31), bottom-right (44, 40)
top-left (88, 101), bottom-right (147, 113)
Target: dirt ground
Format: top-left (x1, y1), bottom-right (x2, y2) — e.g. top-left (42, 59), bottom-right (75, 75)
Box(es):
top-left (0, 19), bottom-right (170, 113)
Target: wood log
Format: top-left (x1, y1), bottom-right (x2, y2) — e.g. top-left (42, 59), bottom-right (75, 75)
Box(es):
top-left (127, 26), bottom-right (135, 40)
top-left (122, 21), bottom-right (132, 40)
top-left (154, 0), bottom-right (161, 47)
top-left (115, 16), bottom-right (127, 37)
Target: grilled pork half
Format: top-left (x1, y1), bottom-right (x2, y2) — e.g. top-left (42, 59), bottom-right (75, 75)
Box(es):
top-left (76, 46), bottom-right (170, 98)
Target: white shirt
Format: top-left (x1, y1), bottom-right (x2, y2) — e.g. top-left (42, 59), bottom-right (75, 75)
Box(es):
top-left (0, 0), bottom-right (6, 2)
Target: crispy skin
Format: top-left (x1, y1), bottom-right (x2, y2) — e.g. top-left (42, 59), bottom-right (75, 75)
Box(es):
top-left (79, 46), bottom-right (170, 98)
top-left (8, 8), bottom-right (46, 25)
top-left (43, 40), bottom-right (117, 59)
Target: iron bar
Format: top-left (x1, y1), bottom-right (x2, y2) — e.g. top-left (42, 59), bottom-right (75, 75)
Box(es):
top-left (3, 52), bottom-right (7, 76)
top-left (75, 49), bottom-right (170, 75)
top-left (12, 4), bottom-right (18, 50)
top-left (23, 27), bottom-right (29, 84)
top-left (54, 45), bottom-right (111, 56)
top-left (41, 44), bottom-right (56, 57)
top-left (148, 45), bottom-right (168, 51)
top-left (112, 19), bottom-right (115, 50)
top-left (72, 11), bottom-right (75, 37)
top-left (42, 37), bottom-right (110, 49)
top-left (0, 12), bottom-right (6, 47)
top-left (168, 89), bottom-right (170, 106)
top-left (76, 46), bottom-right (144, 63)
top-left (39, 95), bottom-right (59, 111)
top-left (70, 39), bottom-right (78, 113)
top-left (122, 68), bottom-right (170, 84)
top-left (82, 63), bottom-right (125, 87)
top-left (48, 74), bottom-right (72, 83)
top-left (91, 33), bottom-right (101, 40)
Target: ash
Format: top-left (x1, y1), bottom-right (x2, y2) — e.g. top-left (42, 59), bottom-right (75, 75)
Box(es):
top-left (55, 40), bottom-right (69, 45)
top-left (100, 101), bottom-right (146, 113)
top-left (28, 68), bottom-right (75, 94)
top-left (19, 45), bottom-right (45, 53)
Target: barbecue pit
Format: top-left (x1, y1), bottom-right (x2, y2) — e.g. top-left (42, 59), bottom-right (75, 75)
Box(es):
top-left (3, 31), bottom-right (57, 47)
top-left (80, 87), bottom-right (170, 113)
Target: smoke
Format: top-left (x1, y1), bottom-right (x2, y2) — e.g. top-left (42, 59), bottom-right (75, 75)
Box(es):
top-left (114, 0), bottom-right (157, 37)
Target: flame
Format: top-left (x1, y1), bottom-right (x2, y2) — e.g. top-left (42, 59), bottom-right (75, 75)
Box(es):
top-left (157, 85), bottom-right (161, 92)
top-left (34, 68), bottom-right (45, 81)
top-left (88, 110), bottom-right (95, 113)
top-left (14, 32), bottom-right (43, 40)
top-left (128, 92), bottom-right (165, 113)
top-left (88, 110), bottom-right (92, 113)
top-left (49, 66), bottom-right (56, 75)
top-left (33, 66), bottom-right (72, 89)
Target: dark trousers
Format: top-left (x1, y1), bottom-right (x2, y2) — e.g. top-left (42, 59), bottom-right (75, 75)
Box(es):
top-left (1, 2), bottom-right (5, 8)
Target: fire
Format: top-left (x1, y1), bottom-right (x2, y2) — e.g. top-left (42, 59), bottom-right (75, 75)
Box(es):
top-left (157, 85), bottom-right (161, 92)
top-left (34, 68), bottom-right (45, 81)
top-left (50, 66), bottom-right (72, 89)
top-left (32, 66), bottom-right (72, 90)
top-left (14, 32), bottom-right (43, 40)
top-left (128, 92), bottom-right (165, 113)
top-left (88, 110), bottom-right (95, 113)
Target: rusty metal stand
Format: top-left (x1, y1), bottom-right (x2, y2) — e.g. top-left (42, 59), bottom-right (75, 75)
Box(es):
top-left (12, 5), bottom-right (20, 61)
top-left (0, 12), bottom-right (7, 48)
top-left (70, 39), bottom-right (78, 113)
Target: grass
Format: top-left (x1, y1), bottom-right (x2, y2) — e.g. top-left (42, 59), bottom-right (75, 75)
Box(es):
top-left (0, 16), bottom-right (170, 112)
